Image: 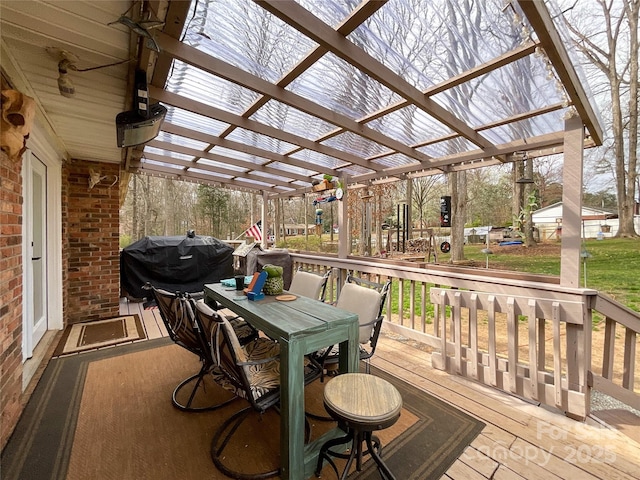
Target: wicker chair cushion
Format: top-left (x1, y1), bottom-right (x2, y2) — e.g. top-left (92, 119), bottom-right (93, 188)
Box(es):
top-left (217, 318), bottom-right (281, 403)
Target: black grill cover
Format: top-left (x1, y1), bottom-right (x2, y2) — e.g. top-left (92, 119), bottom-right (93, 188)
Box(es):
top-left (120, 235), bottom-right (234, 299)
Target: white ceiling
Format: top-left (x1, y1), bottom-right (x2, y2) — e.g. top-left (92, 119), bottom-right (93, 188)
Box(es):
top-left (1, 0), bottom-right (139, 164)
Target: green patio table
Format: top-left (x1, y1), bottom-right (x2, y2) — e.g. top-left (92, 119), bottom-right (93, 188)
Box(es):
top-left (203, 283), bottom-right (359, 480)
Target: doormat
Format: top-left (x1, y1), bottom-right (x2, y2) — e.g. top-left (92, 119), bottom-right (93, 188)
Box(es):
top-left (53, 315), bottom-right (146, 356)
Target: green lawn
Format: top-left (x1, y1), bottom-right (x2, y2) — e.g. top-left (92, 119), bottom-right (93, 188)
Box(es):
top-left (463, 238), bottom-right (640, 312)
top-left (285, 235), bottom-right (639, 314)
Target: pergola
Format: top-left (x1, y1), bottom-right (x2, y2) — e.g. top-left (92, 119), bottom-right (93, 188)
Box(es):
top-left (141, 0), bottom-right (602, 286)
top-left (137, 0), bottom-right (601, 189)
top-left (2, 0), bottom-right (604, 286)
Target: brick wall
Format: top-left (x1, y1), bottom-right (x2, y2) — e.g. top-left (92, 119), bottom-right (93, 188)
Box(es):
top-left (64, 160), bottom-right (120, 323)
top-left (0, 150), bottom-right (23, 450)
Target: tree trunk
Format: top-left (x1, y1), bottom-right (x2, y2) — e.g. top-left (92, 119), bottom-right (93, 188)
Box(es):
top-left (524, 157), bottom-right (537, 246)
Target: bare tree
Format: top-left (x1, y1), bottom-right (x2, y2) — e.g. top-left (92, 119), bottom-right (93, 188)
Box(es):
top-left (562, 0), bottom-right (639, 236)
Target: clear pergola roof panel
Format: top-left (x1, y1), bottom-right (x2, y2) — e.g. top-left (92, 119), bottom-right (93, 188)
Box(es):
top-left (370, 153), bottom-right (422, 170)
top-left (249, 170), bottom-right (296, 183)
top-left (144, 158), bottom-right (187, 170)
top-left (250, 99), bottom-right (338, 140)
top-left (286, 51), bottom-right (404, 120)
top-left (289, 149), bottom-right (352, 171)
top-left (163, 106), bottom-right (230, 137)
top-left (321, 131), bottom-right (389, 159)
top-left (188, 168), bottom-right (234, 180)
top-left (482, 110), bottom-right (566, 145)
top-left (144, 147), bottom-right (194, 162)
top-left (224, 128), bottom-right (298, 155)
top-left (155, 131), bottom-right (210, 151)
top-left (367, 104), bottom-right (455, 146)
top-left (184, 0), bottom-right (318, 83)
top-left (338, 164), bottom-right (381, 177)
top-left (347, 0), bottom-right (534, 90)
top-left (208, 146), bottom-right (269, 166)
top-left (416, 137), bottom-right (477, 158)
top-left (196, 158), bottom-right (248, 173)
top-left (432, 56), bottom-right (564, 131)
top-left (167, 60), bottom-right (261, 115)
top-left (267, 161), bottom-right (320, 178)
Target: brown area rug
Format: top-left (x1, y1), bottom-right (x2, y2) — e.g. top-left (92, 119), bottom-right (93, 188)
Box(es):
top-left (2, 339), bottom-right (484, 480)
top-left (52, 315), bottom-right (146, 356)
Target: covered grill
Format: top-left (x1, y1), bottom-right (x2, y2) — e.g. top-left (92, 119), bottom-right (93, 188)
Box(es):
top-left (120, 233), bottom-right (234, 300)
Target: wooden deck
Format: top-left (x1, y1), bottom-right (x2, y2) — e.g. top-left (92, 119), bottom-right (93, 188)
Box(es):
top-left (120, 298), bottom-right (640, 480)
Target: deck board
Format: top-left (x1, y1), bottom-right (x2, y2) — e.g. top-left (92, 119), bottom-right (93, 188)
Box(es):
top-left (116, 299), bottom-right (640, 480)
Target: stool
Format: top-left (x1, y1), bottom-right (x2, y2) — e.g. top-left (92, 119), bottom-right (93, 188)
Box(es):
top-left (315, 373), bottom-right (402, 480)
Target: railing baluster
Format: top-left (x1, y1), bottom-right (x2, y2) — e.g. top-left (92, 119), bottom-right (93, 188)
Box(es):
top-left (623, 327), bottom-right (636, 391)
top-left (602, 317), bottom-right (616, 380)
top-left (469, 293), bottom-right (478, 380)
top-left (439, 290), bottom-right (448, 370)
top-left (398, 278), bottom-right (404, 327)
top-left (538, 317), bottom-right (546, 371)
top-left (528, 299), bottom-right (538, 401)
top-left (409, 280), bottom-right (416, 330)
top-left (488, 295), bottom-right (497, 387)
top-left (420, 282), bottom-right (427, 334)
top-left (453, 292), bottom-right (462, 375)
top-left (552, 302), bottom-right (562, 409)
top-left (507, 297), bottom-right (518, 394)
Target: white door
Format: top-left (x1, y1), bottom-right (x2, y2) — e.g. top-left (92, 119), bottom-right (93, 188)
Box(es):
top-left (26, 156), bottom-right (48, 356)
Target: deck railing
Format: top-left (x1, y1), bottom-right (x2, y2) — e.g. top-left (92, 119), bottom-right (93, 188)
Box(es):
top-left (290, 252), bottom-right (640, 419)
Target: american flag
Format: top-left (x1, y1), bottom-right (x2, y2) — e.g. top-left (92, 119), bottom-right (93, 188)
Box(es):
top-left (244, 220), bottom-right (262, 242)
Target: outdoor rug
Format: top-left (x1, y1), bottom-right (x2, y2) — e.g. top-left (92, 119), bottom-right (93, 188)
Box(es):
top-left (52, 315), bottom-right (146, 356)
top-left (2, 339), bottom-right (484, 480)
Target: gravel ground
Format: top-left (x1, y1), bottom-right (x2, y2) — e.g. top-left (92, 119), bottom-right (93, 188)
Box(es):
top-left (591, 389), bottom-right (640, 416)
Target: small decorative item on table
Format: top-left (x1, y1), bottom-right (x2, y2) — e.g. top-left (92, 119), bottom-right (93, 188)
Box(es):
top-left (247, 271), bottom-right (267, 301)
top-left (262, 264), bottom-right (284, 295)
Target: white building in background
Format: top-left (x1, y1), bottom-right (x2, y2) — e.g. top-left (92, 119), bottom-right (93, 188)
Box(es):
top-left (531, 202), bottom-right (640, 240)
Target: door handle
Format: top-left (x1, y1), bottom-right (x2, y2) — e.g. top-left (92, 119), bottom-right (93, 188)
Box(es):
top-left (32, 257), bottom-right (41, 260)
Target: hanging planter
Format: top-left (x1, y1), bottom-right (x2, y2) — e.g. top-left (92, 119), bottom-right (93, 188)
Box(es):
top-left (311, 175), bottom-right (335, 192)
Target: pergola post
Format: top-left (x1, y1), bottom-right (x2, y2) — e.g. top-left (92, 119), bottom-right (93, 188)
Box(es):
top-left (261, 191), bottom-right (269, 249)
top-left (406, 177), bottom-right (413, 245)
top-left (560, 115), bottom-right (585, 287)
top-left (338, 176), bottom-right (349, 259)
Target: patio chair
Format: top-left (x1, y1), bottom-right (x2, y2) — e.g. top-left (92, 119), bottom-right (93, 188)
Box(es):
top-left (194, 300), bottom-right (322, 480)
top-left (316, 274), bottom-right (391, 375)
top-left (147, 285), bottom-right (257, 412)
top-left (288, 268), bottom-right (330, 301)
